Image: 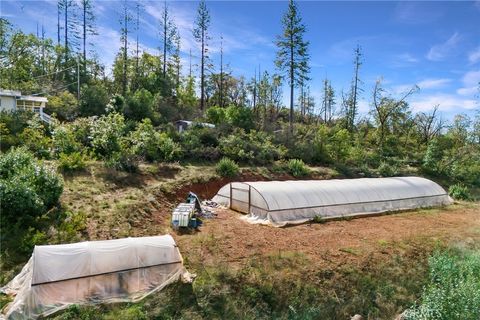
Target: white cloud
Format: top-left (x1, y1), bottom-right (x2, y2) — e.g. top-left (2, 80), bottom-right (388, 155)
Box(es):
top-left (456, 69), bottom-right (480, 96)
top-left (398, 53), bottom-right (418, 63)
top-left (390, 78), bottom-right (449, 95)
top-left (468, 46), bottom-right (480, 64)
top-left (417, 78), bottom-right (452, 90)
top-left (391, 84), bottom-right (416, 95)
top-left (394, 2), bottom-right (443, 25)
top-left (410, 93), bottom-right (477, 112)
top-left (390, 53), bottom-right (419, 68)
top-left (427, 32), bottom-right (462, 61)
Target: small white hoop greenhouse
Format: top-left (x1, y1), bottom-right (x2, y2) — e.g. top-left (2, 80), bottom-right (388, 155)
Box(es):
top-left (1, 235), bottom-right (186, 319)
top-left (212, 177), bottom-right (452, 227)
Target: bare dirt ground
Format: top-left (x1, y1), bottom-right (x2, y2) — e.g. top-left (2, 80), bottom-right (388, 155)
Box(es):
top-left (68, 164), bottom-right (479, 271)
top-left (175, 204), bottom-right (480, 268)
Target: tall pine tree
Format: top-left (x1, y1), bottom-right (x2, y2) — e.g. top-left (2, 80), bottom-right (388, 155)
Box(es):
top-left (159, 1), bottom-right (176, 79)
top-left (193, 0), bottom-right (211, 112)
top-left (275, 0), bottom-right (310, 134)
top-left (119, 0), bottom-right (131, 96)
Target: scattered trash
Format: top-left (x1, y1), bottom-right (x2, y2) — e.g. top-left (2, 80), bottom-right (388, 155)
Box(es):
top-left (181, 271), bottom-right (197, 284)
top-left (199, 200), bottom-right (219, 218)
top-left (199, 208), bottom-right (217, 219)
top-left (202, 200), bottom-right (220, 208)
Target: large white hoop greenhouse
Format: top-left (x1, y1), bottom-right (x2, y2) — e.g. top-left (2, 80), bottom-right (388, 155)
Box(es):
top-left (212, 177), bottom-right (452, 227)
top-left (1, 235), bottom-right (186, 319)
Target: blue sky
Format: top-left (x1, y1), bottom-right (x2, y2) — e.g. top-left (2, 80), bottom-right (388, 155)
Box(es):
top-left (1, 0), bottom-right (480, 120)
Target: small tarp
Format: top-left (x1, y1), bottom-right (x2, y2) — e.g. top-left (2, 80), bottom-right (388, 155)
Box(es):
top-left (212, 177), bottom-right (453, 227)
top-left (1, 235), bottom-right (186, 319)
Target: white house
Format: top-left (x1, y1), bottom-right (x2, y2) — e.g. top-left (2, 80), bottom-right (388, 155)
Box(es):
top-left (175, 120), bottom-right (215, 133)
top-left (0, 89), bottom-right (51, 123)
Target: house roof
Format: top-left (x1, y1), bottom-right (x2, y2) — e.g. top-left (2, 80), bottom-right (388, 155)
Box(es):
top-left (18, 95), bottom-right (48, 103)
top-left (0, 89), bottom-right (48, 103)
top-left (0, 89), bottom-right (21, 97)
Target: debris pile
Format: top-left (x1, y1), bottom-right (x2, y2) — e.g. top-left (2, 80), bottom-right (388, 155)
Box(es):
top-left (199, 200), bottom-right (219, 219)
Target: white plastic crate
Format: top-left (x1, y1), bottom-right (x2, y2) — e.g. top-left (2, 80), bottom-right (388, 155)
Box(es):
top-left (172, 203), bottom-right (195, 228)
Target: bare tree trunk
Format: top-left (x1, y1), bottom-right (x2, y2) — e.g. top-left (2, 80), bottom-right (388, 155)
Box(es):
top-left (162, 5), bottom-right (167, 78)
top-left (122, 3), bottom-right (128, 96)
top-left (57, 2), bottom-right (61, 45)
top-left (289, 33), bottom-right (294, 135)
top-left (253, 68), bottom-right (257, 111)
top-left (219, 37), bottom-right (224, 108)
top-left (64, 0), bottom-right (68, 64)
top-left (83, 0), bottom-right (86, 64)
top-left (200, 27), bottom-right (205, 111)
top-left (136, 4), bottom-right (139, 83)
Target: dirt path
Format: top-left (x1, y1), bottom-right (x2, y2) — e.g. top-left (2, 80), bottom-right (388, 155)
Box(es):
top-left (175, 204), bottom-right (480, 268)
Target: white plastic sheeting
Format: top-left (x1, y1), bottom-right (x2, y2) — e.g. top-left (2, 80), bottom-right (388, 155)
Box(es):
top-left (1, 235), bottom-right (186, 319)
top-left (212, 177), bottom-right (452, 227)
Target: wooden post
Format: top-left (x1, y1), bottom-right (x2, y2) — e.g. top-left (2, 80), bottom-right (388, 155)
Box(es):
top-left (229, 183), bottom-right (232, 209)
top-left (248, 185), bottom-right (251, 214)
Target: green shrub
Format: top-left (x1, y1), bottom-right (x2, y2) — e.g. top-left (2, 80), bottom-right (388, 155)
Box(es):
top-left (219, 129), bottom-right (286, 165)
top-left (18, 116), bottom-right (51, 159)
top-left (46, 91), bottom-right (79, 120)
top-left (216, 157), bottom-right (239, 177)
top-left (312, 215), bottom-right (325, 224)
top-left (422, 139), bottom-right (443, 175)
top-left (286, 124), bottom-right (331, 164)
top-left (105, 149), bottom-right (139, 173)
top-left (328, 128), bottom-right (352, 163)
top-left (449, 152), bottom-right (480, 187)
top-left (0, 110), bottom-right (32, 151)
top-left (124, 89), bottom-right (154, 121)
top-left (70, 117), bottom-right (95, 148)
top-left (20, 228), bottom-right (48, 253)
top-left (78, 84), bottom-right (109, 117)
top-left (206, 106), bottom-right (226, 125)
top-left (179, 127), bottom-right (220, 161)
top-left (129, 119), bottom-right (180, 162)
top-left (448, 184), bottom-right (472, 201)
top-left (377, 161), bottom-right (398, 177)
top-left (91, 112), bottom-right (127, 158)
top-left (52, 123), bottom-right (82, 157)
top-left (58, 152), bottom-right (87, 172)
top-left (0, 147), bottom-right (63, 239)
top-left (287, 159), bottom-right (310, 177)
top-left (54, 211), bottom-right (87, 243)
top-left (225, 105), bottom-right (254, 131)
top-left (404, 250), bottom-right (480, 320)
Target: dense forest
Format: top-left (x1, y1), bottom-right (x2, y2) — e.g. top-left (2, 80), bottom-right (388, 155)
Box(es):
top-left (1, 0), bottom-right (480, 318)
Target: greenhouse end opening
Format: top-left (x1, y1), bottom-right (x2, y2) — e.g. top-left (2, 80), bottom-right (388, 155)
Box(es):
top-left (212, 177), bottom-right (453, 227)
